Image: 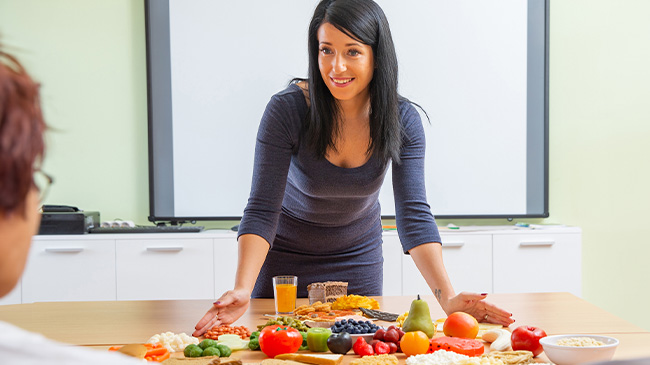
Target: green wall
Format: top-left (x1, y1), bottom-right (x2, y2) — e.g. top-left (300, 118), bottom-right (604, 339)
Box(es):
top-left (2, 1), bottom-right (649, 330)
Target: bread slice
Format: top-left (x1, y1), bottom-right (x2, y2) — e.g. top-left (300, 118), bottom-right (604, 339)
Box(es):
top-left (274, 353), bottom-right (343, 365)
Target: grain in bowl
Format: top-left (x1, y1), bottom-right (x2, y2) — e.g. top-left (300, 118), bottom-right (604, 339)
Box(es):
top-left (557, 337), bottom-right (605, 347)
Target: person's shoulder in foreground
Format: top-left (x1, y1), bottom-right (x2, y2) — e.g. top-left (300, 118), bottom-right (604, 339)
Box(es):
top-left (0, 321), bottom-right (142, 364)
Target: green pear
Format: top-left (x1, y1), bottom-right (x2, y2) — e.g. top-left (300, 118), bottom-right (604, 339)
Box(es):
top-left (401, 294), bottom-right (436, 338)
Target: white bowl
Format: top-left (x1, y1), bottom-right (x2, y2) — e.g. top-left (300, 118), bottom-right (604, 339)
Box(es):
top-left (540, 334), bottom-right (619, 365)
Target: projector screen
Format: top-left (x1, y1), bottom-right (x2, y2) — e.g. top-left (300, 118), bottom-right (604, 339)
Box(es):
top-left (146, 0), bottom-right (549, 222)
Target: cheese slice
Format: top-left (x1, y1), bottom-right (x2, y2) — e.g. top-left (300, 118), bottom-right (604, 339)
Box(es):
top-left (274, 353), bottom-right (343, 365)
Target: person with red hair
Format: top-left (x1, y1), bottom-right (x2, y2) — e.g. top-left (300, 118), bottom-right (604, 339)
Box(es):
top-left (0, 47), bottom-right (141, 364)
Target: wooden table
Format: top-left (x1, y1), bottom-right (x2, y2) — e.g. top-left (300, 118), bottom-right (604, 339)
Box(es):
top-left (1, 293), bottom-right (649, 363)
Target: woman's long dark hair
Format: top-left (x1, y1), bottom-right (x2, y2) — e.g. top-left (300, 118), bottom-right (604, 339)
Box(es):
top-left (304, 0), bottom-right (402, 164)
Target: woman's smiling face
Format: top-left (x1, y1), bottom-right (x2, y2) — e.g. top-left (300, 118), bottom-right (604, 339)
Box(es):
top-left (317, 22), bottom-right (374, 105)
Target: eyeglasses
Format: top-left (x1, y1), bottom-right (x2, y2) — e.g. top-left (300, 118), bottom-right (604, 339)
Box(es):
top-left (33, 170), bottom-right (54, 202)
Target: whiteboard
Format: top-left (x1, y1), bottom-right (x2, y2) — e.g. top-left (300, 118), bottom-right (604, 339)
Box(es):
top-left (146, 0), bottom-right (548, 222)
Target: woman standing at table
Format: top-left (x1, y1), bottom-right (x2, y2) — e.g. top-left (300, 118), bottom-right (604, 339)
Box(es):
top-left (0, 46), bottom-right (142, 364)
top-left (195, 0), bottom-right (514, 336)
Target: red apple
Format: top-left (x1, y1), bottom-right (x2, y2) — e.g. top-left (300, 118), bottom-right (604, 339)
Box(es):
top-left (511, 325), bottom-right (547, 357)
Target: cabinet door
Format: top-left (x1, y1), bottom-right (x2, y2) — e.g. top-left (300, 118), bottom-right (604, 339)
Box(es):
top-left (213, 237), bottom-right (238, 298)
top-left (382, 233), bottom-right (403, 296)
top-left (22, 239), bottom-right (116, 303)
top-left (0, 279), bottom-right (21, 305)
top-left (116, 239), bottom-right (214, 300)
top-left (492, 233), bottom-right (581, 296)
top-left (402, 234), bottom-right (493, 296)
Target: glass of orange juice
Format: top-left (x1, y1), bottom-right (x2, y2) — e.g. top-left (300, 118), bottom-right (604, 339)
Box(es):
top-left (273, 275), bottom-right (298, 314)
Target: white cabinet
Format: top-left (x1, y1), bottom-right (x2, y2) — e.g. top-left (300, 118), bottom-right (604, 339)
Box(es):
top-left (402, 234), bottom-right (493, 296)
top-left (21, 238), bottom-right (116, 303)
top-left (1, 227), bottom-right (580, 305)
top-left (116, 237), bottom-right (214, 300)
top-left (381, 233), bottom-right (403, 296)
top-left (213, 236), bottom-right (239, 298)
top-left (492, 232), bottom-right (581, 296)
top-left (0, 279), bottom-right (21, 305)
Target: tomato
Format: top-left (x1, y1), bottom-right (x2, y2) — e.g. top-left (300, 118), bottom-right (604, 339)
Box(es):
top-left (428, 337), bottom-right (485, 357)
top-left (399, 331), bottom-right (430, 357)
top-left (511, 325), bottom-right (547, 357)
top-left (443, 312), bottom-right (479, 339)
top-left (258, 325), bottom-right (303, 358)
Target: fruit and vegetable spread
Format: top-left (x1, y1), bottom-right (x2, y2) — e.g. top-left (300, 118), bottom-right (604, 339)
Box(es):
top-left (106, 292), bottom-right (573, 364)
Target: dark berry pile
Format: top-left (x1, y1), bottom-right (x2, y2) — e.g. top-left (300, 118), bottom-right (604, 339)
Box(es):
top-left (330, 319), bottom-right (380, 334)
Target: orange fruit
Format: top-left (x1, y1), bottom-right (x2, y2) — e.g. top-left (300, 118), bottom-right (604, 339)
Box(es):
top-left (443, 312), bottom-right (479, 339)
top-left (399, 331), bottom-right (430, 357)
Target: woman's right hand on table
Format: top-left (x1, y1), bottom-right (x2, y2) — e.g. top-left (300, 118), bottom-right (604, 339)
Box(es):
top-left (193, 288), bottom-right (251, 337)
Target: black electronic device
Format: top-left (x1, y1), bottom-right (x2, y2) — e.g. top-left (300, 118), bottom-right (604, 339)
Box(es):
top-left (38, 210), bottom-right (100, 235)
top-left (41, 204), bottom-right (80, 213)
top-left (89, 225), bottom-right (204, 234)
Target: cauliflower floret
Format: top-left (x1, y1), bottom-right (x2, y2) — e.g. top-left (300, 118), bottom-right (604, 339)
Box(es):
top-left (146, 332), bottom-right (198, 352)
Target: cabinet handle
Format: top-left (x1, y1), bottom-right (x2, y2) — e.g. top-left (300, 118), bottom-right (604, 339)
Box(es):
top-left (45, 248), bottom-right (84, 253)
top-left (519, 241), bottom-right (555, 247)
top-left (443, 241), bottom-right (465, 248)
top-left (146, 247), bottom-right (184, 252)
